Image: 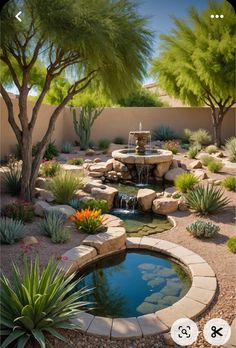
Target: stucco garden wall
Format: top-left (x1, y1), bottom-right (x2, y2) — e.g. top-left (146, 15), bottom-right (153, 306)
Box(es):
top-left (0, 95), bottom-right (235, 158)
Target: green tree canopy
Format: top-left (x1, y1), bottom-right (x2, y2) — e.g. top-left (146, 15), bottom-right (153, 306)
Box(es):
top-left (118, 86), bottom-right (165, 107)
top-left (151, 0), bottom-right (235, 145)
top-left (0, 0), bottom-right (152, 200)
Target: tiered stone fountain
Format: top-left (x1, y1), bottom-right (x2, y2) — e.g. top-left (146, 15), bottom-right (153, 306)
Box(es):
top-left (112, 123), bottom-right (173, 185)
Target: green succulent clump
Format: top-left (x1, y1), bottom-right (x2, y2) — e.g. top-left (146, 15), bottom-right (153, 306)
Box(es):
top-left (0, 217), bottom-right (25, 244)
top-left (186, 220), bottom-right (219, 238)
top-left (40, 211), bottom-right (70, 243)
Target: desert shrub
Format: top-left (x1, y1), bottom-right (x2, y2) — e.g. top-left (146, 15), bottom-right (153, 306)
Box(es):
top-left (227, 237), bottom-right (236, 253)
top-left (185, 184), bottom-right (230, 214)
top-left (79, 199), bottom-right (109, 214)
top-left (222, 176), bottom-right (236, 192)
top-left (206, 145), bottom-right (218, 154)
top-left (48, 172), bottom-right (84, 204)
top-left (174, 173), bottom-right (199, 193)
top-left (70, 208), bottom-right (106, 234)
top-left (186, 220), bottom-right (219, 238)
top-left (3, 156), bottom-right (21, 196)
top-left (2, 201), bottom-right (34, 223)
top-left (153, 126), bottom-right (177, 141)
top-left (0, 217), bottom-right (25, 244)
top-left (190, 129), bottom-right (211, 146)
top-left (182, 128), bottom-right (192, 142)
top-left (187, 145), bottom-right (201, 159)
top-left (207, 160), bottom-right (223, 173)
top-left (225, 137), bottom-right (236, 162)
top-left (201, 155), bottom-right (213, 166)
top-left (40, 160), bottom-right (60, 177)
top-left (0, 257), bottom-right (90, 348)
top-left (98, 138), bottom-right (111, 152)
top-left (61, 141), bottom-right (73, 153)
top-left (113, 136), bottom-right (125, 144)
top-left (32, 140), bottom-right (59, 160)
top-left (40, 211), bottom-right (70, 243)
top-left (163, 140), bottom-right (179, 154)
top-left (67, 157), bottom-right (84, 165)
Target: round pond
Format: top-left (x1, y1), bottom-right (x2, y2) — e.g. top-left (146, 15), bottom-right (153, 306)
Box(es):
top-left (74, 250), bottom-right (191, 318)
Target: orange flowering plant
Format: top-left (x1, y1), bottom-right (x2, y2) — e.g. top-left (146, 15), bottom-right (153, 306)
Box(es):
top-left (70, 208), bottom-right (107, 234)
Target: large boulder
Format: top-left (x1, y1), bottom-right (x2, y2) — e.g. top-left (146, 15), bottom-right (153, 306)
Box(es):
top-left (82, 227), bottom-right (126, 255)
top-left (152, 197), bottom-right (178, 215)
top-left (47, 205), bottom-right (76, 218)
top-left (35, 177), bottom-right (48, 189)
top-left (35, 188), bottom-right (55, 202)
top-left (113, 160), bottom-right (127, 173)
top-left (154, 162), bottom-right (172, 178)
top-left (91, 186), bottom-right (118, 209)
top-left (164, 168), bottom-right (186, 182)
top-left (137, 189), bottom-right (156, 212)
top-left (85, 149), bottom-right (96, 156)
top-left (89, 161), bottom-right (112, 173)
top-left (89, 171), bottom-right (104, 178)
top-left (34, 200), bottom-right (51, 217)
top-left (60, 164), bottom-right (84, 174)
top-left (83, 180), bottom-right (106, 193)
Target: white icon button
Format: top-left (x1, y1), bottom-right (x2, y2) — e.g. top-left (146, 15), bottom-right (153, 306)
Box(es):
top-left (171, 318), bottom-right (199, 346)
top-left (15, 11), bottom-right (22, 22)
top-left (203, 318), bottom-right (231, 346)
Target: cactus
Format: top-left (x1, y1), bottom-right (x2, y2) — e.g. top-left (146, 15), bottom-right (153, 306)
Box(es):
top-left (72, 106), bottom-right (103, 150)
top-left (61, 142), bottom-right (72, 153)
top-left (40, 211), bottom-right (70, 243)
top-left (0, 217), bottom-right (25, 244)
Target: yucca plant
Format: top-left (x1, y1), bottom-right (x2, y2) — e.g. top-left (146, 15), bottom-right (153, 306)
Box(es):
top-left (185, 184), bottom-right (230, 215)
top-left (0, 217), bottom-right (25, 244)
top-left (174, 172), bottom-right (199, 193)
top-left (3, 157), bottom-right (22, 196)
top-left (0, 257), bottom-right (90, 348)
top-left (48, 172), bottom-right (84, 204)
top-left (40, 211), bottom-right (70, 243)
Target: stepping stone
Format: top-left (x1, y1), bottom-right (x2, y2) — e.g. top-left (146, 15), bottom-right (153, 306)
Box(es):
top-left (87, 316), bottom-right (112, 337)
top-left (111, 317), bottom-right (142, 339)
top-left (137, 313), bottom-right (168, 336)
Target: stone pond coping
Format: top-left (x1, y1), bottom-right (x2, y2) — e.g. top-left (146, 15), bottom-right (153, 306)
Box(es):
top-left (59, 235), bottom-right (217, 339)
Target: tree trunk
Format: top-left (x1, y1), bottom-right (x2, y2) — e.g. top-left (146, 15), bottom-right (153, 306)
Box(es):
top-left (211, 108), bottom-right (223, 147)
top-left (20, 133), bottom-right (33, 201)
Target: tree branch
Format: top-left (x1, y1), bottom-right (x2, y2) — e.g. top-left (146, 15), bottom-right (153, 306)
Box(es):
top-left (0, 84), bottom-right (22, 144)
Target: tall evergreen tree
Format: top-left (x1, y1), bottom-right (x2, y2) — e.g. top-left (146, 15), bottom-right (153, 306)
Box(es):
top-left (151, 1), bottom-right (235, 146)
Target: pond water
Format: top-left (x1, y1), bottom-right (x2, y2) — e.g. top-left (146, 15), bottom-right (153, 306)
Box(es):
top-left (111, 209), bottom-right (173, 237)
top-left (74, 250), bottom-right (191, 318)
top-left (109, 181), bottom-right (165, 196)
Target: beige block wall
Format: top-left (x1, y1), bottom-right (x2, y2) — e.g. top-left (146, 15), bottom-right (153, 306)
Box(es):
top-left (1, 95), bottom-right (235, 158)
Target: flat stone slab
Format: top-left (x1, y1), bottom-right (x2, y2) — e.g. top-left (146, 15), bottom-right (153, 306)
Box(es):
top-left (87, 316), bottom-right (112, 337)
top-left (103, 214), bottom-right (124, 227)
top-left (126, 237), bottom-right (142, 248)
top-left (60, 245), bottom-right (97, 275)
top-left (167, 246), bottom-right (195, 258)
top-left (111, 317), bottom-right (142, 339)
top-left (156, 307), bottom-right (188, 328)
top-left (181, 254), bottom-right (206, 265)
top-left (192, 276), bottom-right (217, 291)
top-left (71, 312), bottom-right (94, 332)
top-left (186, 287), bottom-right (215, 305)
top-left (139, 237), bottom-right (161, 250)
top-left (189, 263), bottom-right (215, 277)
top-left (82, 227), bottom-right (126, 255)
top-left (137, 313), bottom-right (168, 336)
top-left (172, 297), bottom-right (206, 319)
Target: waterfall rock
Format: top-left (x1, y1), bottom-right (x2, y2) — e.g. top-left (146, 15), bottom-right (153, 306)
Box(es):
top-left (164, 168), bottom-right (186, 182)
top-left (91, 186), bottom-right (118, 209)
top-left (82, 226), bottom-right (126, 255)
top-left (137, 189), bottom-right (157, 212)
top-left (113, 160), bottom-right (127, 172)
top-left (88, 171), bottom-right (104, 178)
top-left (154, 161), bottom-right (172, 177)
top-left (152, 197), bottom-right (178, 215)
top-left (83, 180), bottom-right (106, 193)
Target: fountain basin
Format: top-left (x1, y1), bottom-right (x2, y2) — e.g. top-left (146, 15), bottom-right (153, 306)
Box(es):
top-left (112, 149), bottom-right (173, 165)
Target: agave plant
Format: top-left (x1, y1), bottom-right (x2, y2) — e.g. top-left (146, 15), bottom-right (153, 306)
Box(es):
top-left (0, 217), bottom-right (25, 244)
top-left (40, 211), bottom-right (70, 243)
top-left (0, 257), bottom-right (90, 348)
top-left (185, 184), bottom-right (230, 215)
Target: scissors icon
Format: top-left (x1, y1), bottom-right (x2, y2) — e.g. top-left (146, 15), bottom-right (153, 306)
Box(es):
top-left (211, 326), bottom-right (223, 338)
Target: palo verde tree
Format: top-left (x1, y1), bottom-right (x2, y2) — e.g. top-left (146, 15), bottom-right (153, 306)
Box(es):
top-left (0, 0), bottom-right (152, 201)
top-left (151, 1), bottom-right (235, 146)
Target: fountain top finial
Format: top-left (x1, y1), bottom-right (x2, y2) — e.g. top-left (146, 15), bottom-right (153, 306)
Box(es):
top-left (139, 122), bottom-right (142, 131)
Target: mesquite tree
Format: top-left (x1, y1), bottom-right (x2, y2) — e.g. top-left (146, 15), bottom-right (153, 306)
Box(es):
top-left (151, 1), bottom-right (235, 146)
top-left (0, 0), bottom-right (152, 201)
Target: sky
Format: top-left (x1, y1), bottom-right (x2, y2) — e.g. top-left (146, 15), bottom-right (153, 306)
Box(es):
top-left (136, 0), bottom-right (223, 84)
